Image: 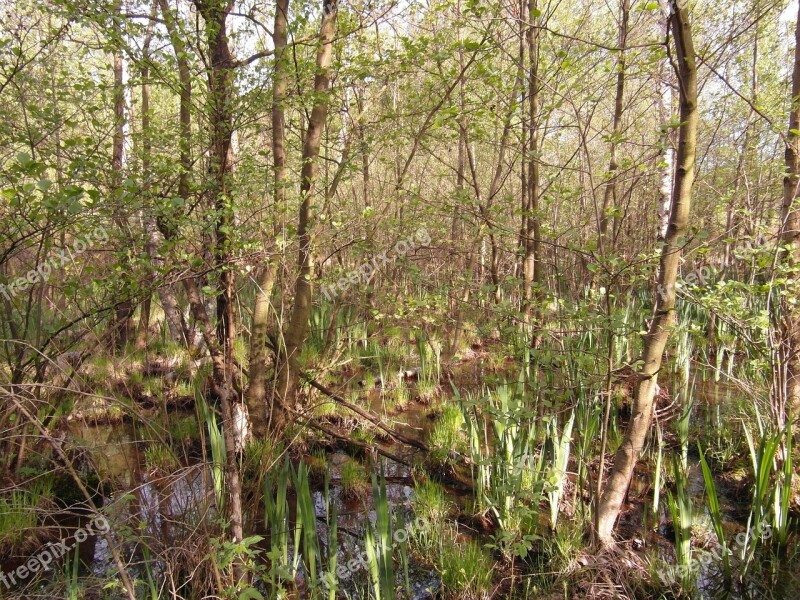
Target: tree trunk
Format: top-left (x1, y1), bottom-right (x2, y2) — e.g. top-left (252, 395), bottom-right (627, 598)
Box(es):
top-left (595, 0), bottom-right (697, 545)
top-left (599, 0), bottom-right (629, 250)
top-left (524, 0), bottom-right (543, 337)
top-left (182, 275), bottom-right (245, 584)
top-left (778, 2), bottom-right (800, 421)
top-left (196, 0), bottom-right (237, 385)
top-left (593, 0), bottom-right (630, 532)
top-left (135, 9), bottom-right (156, 353)
top-left (656, 0), bottom-right (675, 241)
top-left (154, 0), bottom-right (192, 346)
top-left (198, 0), bottom-right (245, 583)
top-left (276, 0), bottom-right (338, 413)
top-left (110, 3), bottom-right (136, 347)
top-left (245, 0), bottom-right (288, 436)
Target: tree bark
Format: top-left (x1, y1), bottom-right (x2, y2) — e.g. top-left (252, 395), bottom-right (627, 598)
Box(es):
top-left (778, 1), bottom-right (800, 421)
top-left (598, 0), bottom-right (629, 250)
top-left (110, 1), bottom-right (136, 347)
top-left (524, 0), bottom-right (543, 337)
top-left (656, 0), bottom-right (675, 241)
top-left (275, 0), bottom-right (338, 413)
top-left (195, 0), bottom-right (237, 385)
top-left (181, 0), bottom-right (245, 584)
top-left (595, 0), bottom-right (697, 546)
top-left (135, 7), bottom-right (156, 352)
top-left (245, 0), bottom-right (288, 436)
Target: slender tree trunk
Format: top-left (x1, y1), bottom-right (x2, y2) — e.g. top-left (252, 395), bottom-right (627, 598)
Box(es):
top-left (449, 98), bottom-right (469, 357)
top-left (178, 0), bottom-right (245, 584)
top-left (197, 0), bottom-right (237, 385)
top-left (778, 2), bottom-right (800, 421)
top-left (357, 86), bottom-right (370, 209)
top-left (593, 0), bottom-right (630, 531)
top-left (150, 0), bottom-right (246, 585)
top-left (656, 0), bottom-right (675, 241)
top-left (182, 275), bottom-right (245, 584)
top-left (110, 4), bottom-right (136, 347)
top-left (524, 0), bottom-right (543, 338)
top-left (135, 10), bottom-right (156, 352)
top-left (276, 0), bottom-right (338, 414)
top-left (599, 0), bottom-right (629, 251)
top-left (595, 0), bottom-right (697, 545)
top-left (245, 0), bottom-right (289, 436)
top-left (154, 0), bottom-right (192, 346)
top-left (517, 0), bottom-right (527, 289)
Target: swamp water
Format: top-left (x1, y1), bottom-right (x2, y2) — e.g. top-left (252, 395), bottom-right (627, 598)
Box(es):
top-left (2, 365), bottom-right (794, 599)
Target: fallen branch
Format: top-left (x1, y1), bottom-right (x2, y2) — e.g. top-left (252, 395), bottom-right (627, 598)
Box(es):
top-left (302, 373), bottom-right (430, 452)
top-left (300, 416), bottom-right (412, 466)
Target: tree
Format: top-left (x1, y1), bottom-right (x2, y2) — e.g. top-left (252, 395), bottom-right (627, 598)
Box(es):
top-left (274, 0), bottom-right (339, 421)
top-left (245, 0), bottom-right (289, 436)
top-left (595, 0), bottom-right (698, 546)
top-left (777, 0), bottom-right (800, 422)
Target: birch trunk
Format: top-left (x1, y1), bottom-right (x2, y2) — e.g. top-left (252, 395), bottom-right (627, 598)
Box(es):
top-left (657, 1), bottom-right (675, 241)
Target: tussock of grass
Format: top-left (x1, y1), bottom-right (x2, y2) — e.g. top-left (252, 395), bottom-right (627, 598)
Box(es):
top-left (340, 459), bottom-right (370, 500)
top-left (144, 443), bottom-right (178, 473)
top-left (412, 479), bottom-right (452, 523)
top-left (439, 538), bottom-right (494, 600)
top-left (428, 403), bottom-right (466, 463)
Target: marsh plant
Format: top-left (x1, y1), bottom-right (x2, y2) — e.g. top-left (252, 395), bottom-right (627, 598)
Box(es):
top-left (144, 443), bottom-right (178, 473)
top-left (458, 383), bottom-right (548, 560)
top-left (428, 402), bottom-right (466, 463)
top-left (0, 488), bottom-right (41, 544)
top-left (412, 479), bottom-right (452, 523)
top-left (666, 456), bottom-right (694, 592)
top-left (263, 459), bottom-right (340, 599)
top-left (439, 538), bottom-right (494, 600)
top-left (340, 459), bottom-right (370, 500)
top-left (364, 472), bottom-right (398, 600)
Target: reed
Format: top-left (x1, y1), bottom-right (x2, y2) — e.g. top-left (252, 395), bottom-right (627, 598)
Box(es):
top-left (742, 420), bottom-right (781, 568)
top-left (773, 425), bottom-right (793, 550)
top-left (698, 442), bottom-right (730, 577)
top-left (196, 386), bottom-right (225, 510)
top-left (364, 471), bottom-right (395, 600)
top-left (666, 455), bottom-right (694, 592)
top-left (439, 538), bottom-right (494, 600)
top-left (263, 458), bottom-right (298, 593)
